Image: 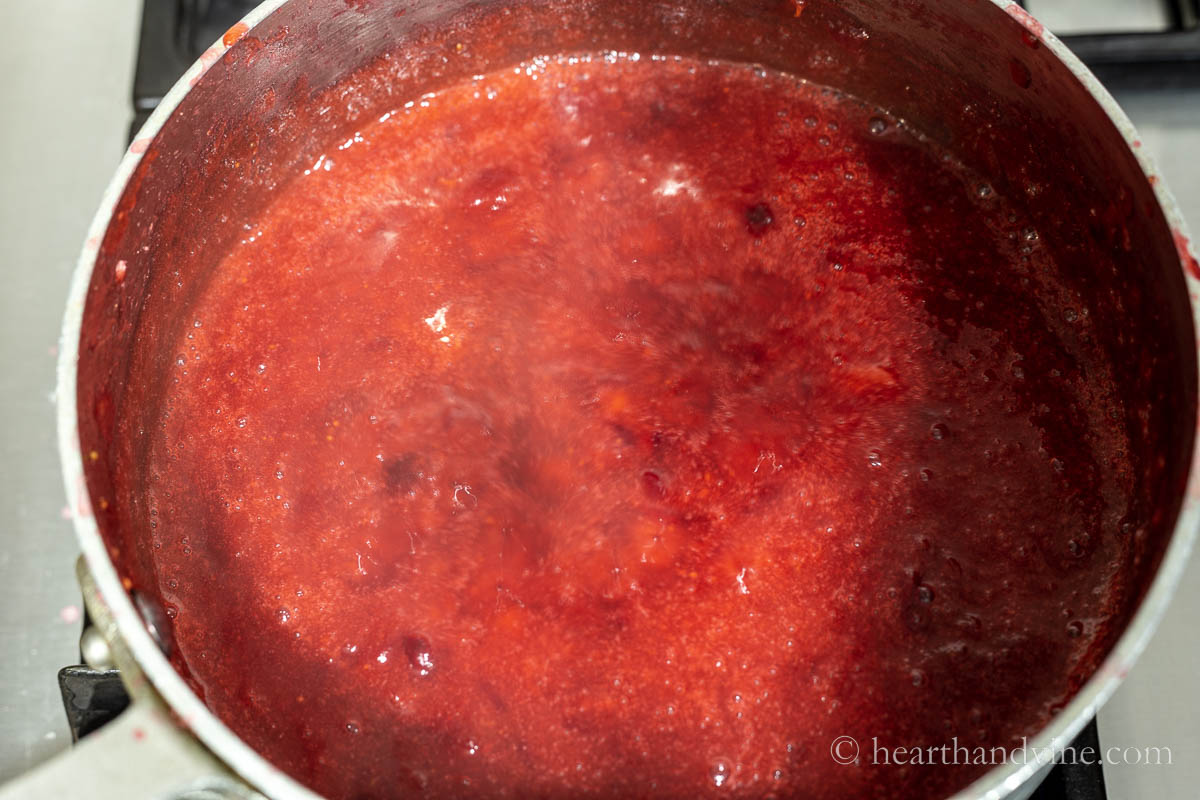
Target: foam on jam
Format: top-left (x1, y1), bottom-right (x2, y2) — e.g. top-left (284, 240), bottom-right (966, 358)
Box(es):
top-left (147, 55), bottom-right (1133, 799)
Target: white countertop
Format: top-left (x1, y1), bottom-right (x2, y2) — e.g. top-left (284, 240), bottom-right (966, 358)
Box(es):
top-left (0, 0), bottom-right (141, 779)
top-left (0, 1), bottom-right (1196, 797)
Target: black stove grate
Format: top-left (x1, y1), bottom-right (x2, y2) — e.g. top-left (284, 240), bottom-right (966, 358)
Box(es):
top-left (57, 665), bottom-right (130, 743)
top-left (1029, 719), bottom-right (1109, 800)
top-left (1018, 0), bottom-right (1200, 88)
top-left (131, 0), bottom-right (261, 135)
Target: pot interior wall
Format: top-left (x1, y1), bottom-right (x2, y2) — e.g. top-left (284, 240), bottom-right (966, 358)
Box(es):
top-left (77, 0), bottom-right (1193, 709)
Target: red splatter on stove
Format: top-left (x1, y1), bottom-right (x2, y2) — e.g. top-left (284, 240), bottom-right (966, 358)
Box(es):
top-left (74, 473), bottom-right (93, 520)
top-left (1005, 3), bottom-right (1046, 39)
top-left (1009, 57), bottom-right (1033, 89)
top-left (222, 21), bottom-right (250, 48)
top-left (1174, 228), bottom-right (1200, 281)
top-left (188, 47), bottom-right (222, 87)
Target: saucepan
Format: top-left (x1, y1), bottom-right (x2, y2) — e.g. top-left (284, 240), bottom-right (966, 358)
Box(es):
top-left (2, 0), bottom-right (1197, 798)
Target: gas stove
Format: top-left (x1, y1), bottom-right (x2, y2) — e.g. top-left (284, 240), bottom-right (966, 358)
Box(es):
top-left (1022, 0), bottom-right (1200, 87)
top-left (131, 0), bottom-right (262, 139)
top-left (40, 1), bottom-right (1200, 799)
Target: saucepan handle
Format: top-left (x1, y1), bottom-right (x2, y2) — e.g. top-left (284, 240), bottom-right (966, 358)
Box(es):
top-left (0, 699), bottom-right (263, 800)
top-left (0, 556), bottom-right (264, 800)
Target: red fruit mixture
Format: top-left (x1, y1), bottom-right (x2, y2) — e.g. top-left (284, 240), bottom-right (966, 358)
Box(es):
top-left (145, 55), bottom-right (1133, 799)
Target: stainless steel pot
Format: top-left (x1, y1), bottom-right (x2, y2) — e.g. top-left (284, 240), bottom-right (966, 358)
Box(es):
top-left (4, 0), bottom-right (1197, 798)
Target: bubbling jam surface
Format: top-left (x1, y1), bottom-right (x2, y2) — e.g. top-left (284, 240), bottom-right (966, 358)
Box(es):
top-left (149, 56), bottom-right (1133, 799)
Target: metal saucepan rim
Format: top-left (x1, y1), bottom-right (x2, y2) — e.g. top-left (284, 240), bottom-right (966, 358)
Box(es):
top-left (55, 1), bottom-right (1200, 798)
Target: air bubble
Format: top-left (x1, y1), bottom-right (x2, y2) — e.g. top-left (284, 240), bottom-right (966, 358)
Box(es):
top-left (867, 117), bottom-right (887, 135)
top-left (403, 634), bottom-right (436, 675)
top-left (745, 203), bottom-right (774, 235)
top-left (711, 760), bottom-right (732, 788)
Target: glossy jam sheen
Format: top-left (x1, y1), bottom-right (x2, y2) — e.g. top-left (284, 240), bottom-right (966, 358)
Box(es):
top-left (147, 57), bottom-right (1133, 799)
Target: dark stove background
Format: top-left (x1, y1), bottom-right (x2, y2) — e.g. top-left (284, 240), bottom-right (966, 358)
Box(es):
top-left (132, 0), bottom-right (260, 136)
top-left (1018, 0), bottom-right (1200, 89)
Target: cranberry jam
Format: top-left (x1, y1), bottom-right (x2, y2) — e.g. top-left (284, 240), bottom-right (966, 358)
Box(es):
top-left (142, 55), bottom-right (1136, 799)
